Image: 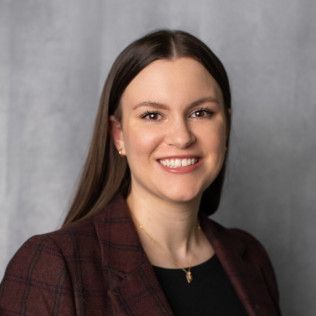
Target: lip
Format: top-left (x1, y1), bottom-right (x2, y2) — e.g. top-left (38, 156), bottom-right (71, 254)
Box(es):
top-left (157, 155), bottom-right (200, 160)
top-left (156, 157), bottom-right (202, 174)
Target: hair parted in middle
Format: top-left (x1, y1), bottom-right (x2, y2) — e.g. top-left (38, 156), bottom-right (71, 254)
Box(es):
top-left (63, 29), bottom-right (231, 226)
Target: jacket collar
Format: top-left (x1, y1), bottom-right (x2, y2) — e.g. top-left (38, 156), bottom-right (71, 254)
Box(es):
top-left (94, 195), bottom-right (275, 315)
top-left (93, 195), bottom-right (173, 314)
top-left (199, 213), bottom-right (270, 315)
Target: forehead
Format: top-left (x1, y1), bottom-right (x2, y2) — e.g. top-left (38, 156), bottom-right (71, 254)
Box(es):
top-left (120, 57), bottom-right (223, 107)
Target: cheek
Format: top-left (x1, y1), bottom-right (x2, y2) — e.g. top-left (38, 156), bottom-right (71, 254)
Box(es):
top-left (216, 124), bottom-right (227, 149)
top-left (123, 125), bottom-right (162, 158)
top-left (200, 121), bottom-right (227, 153)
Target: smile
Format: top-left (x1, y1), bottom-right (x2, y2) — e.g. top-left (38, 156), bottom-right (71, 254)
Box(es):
top-left (158, 157), bottom-right (199, 168)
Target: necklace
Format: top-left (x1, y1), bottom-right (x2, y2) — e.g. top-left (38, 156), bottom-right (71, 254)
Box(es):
top-left (135, 218), bottom-right (201, 284)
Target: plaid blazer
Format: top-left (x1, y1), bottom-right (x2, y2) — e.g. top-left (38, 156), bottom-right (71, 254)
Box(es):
top-left (0, 195), bottom-right (281, 315)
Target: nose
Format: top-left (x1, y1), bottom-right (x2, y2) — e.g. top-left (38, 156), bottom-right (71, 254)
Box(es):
top-left (165, 119), bottom-right (196, 149)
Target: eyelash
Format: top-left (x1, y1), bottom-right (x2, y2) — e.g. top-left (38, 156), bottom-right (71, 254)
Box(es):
top-left (191, 108), bottom-right (214, 118)
top-left (140, 111), bottom-right (163, 120)
top-left (140, 108), bottom-right (214, 121)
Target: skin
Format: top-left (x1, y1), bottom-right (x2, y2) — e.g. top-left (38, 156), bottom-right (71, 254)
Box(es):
top-left (110, 57), bottom-right (227, 268)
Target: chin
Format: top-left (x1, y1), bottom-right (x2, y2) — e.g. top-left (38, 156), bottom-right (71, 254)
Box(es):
top-left (159, 190), bottom-right (202, 205)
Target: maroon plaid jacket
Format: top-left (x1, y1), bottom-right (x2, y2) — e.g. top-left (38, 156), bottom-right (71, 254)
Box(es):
top-left (0, 195), bottom-right (281, 315)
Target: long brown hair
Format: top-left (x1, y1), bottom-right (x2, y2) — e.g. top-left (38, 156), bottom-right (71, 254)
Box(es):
top-left (63, 29), bottom-right (231, 226)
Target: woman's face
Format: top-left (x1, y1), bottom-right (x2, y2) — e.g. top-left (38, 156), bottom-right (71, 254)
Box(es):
top-left (111, 57), bottom-right (227, 206)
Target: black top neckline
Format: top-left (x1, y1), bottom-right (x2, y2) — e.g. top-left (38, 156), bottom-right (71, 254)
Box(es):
top-left (152, 254), bottom-right (217, 272)
top-left (151, 253), bottom-right (247, 315)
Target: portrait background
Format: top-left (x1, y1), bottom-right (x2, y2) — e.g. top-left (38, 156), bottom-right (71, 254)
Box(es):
top-left (1, 1), bottom-right (316, 314)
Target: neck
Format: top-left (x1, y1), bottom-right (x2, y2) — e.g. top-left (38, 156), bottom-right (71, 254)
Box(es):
top-left (126, 188), bottom-right (202, 258)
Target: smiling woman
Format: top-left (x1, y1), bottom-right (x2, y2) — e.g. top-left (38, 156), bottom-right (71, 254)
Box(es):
top-left (0, 30), bottom-right (281, 315)
top-left (111, 58), bottom-right (227, 209)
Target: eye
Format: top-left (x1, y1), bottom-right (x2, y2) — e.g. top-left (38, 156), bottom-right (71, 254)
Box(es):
top-left (190, 108), bottom-right (214, 118)
top-left (140, 111), bottom-right (163, 121)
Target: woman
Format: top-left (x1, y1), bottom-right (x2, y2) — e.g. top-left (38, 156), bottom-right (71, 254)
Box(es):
top-left (0, 30), bottom-right (281, 315)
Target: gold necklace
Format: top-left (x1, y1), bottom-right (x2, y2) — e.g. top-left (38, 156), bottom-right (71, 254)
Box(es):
top-left (135, 218), bottom-right (201, 284)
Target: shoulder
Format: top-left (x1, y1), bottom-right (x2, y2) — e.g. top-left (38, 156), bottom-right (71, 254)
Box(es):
top-left (228, 227), bottom-right (271, 257)
top-left (1, 233), bottom-right (69, 291)
top-left (5, 216), bottom-right (98, 260)
top-left (205, 218), bottom-right (273, 264)
top-left (0, 232), bottom-right (76, 314)
top-left (0, 217), bottom-right (103, 314)
top-left (1, 217), bottom-right (97, 286)
top-left (226, 226), bottom-right (275, 270)
top-left (44, 216), bottom-right (99, 254)
top-left (205, 218), bottom-right (280, 303)
top-left (230, 227), bottom-right (280, 307)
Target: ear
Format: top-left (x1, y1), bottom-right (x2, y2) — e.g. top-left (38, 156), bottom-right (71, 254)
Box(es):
top-left (109, 115), bottom-right (125, 155)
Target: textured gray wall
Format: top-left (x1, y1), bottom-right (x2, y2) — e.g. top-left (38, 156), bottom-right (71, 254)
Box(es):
top-left (1, 0), bottom-right (316, 315)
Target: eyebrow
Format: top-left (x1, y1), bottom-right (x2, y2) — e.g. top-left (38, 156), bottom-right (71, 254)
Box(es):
top-left (132, 96), bottom-right (220, 111)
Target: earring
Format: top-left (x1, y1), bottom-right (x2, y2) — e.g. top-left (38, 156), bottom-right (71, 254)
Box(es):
top-left (118, 148), bottom-right (123, 155)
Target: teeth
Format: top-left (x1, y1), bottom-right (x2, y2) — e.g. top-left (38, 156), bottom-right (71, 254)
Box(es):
top-left (159, 158), bottom-right (198, 168)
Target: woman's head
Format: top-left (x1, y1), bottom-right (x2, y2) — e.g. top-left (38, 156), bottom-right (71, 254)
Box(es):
top-left (63, 30), bottom-right (231, 225)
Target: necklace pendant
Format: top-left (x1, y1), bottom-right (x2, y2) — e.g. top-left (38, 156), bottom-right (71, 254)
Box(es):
top-left (185, 271), bottom-right (193, 283)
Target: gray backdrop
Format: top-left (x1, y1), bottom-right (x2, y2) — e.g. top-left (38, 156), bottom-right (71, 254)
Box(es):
top-left (1, 0), bottom-right (316, 315)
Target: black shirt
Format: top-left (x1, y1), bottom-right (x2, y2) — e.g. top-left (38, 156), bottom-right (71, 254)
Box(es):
top-left (152, 255), bottom-right (247, 316)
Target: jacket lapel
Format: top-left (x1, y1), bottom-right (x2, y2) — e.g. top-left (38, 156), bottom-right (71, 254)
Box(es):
top-left (94, 195), bottom-right (277, 316)
top-left (94, 195), bottom-right (173, 315)
top-left (200, 214), bottom-right (279, 316)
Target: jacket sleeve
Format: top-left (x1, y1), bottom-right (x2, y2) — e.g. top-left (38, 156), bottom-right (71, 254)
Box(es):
top-left (230, 228), bottom-right (281, 313)
top-left (0, 234), bottom-right (76, 315)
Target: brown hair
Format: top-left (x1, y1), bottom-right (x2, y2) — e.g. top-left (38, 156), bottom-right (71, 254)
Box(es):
top-left (63, 29), bottom-right (231, 226)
